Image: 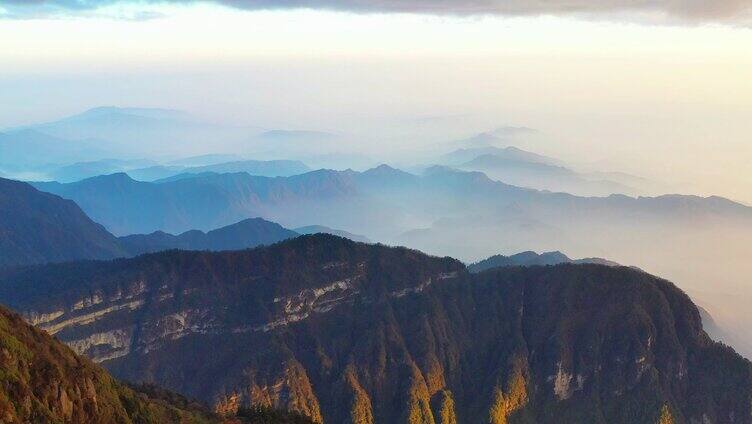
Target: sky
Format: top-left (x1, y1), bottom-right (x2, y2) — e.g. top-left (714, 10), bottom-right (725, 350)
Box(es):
top-left (1, 1), bottom-right (751, 202)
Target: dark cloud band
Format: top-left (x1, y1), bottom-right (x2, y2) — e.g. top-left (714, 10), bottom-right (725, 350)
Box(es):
top-left (2, 0), bottom-right (751, 22)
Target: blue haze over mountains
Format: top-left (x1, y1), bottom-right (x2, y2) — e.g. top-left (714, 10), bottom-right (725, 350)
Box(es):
top-left (2, 106), bottom-right (752, 359)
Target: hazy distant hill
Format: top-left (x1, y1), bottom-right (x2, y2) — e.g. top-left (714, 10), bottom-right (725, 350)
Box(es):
top-left (120, 218), bottom-right (299, 255)
top-left (127, 159), bottom-right (311, 182)
top-left (0, 129), bottom-right (107, 170)
top-left (441, 145), bottom-right (562, 167)
top-left (168, 154), bottom-right (244, 167)
top-left (2, 235), bottom-right (749, 423)
top-left (293, 225), bottom-right (370, 243)
top-left (0, 177), bottom-right (126, 267)
top-left (49, 158), bottom-right (159, 183)
top-left (0, 177), bottom-right (335, 267)
top-left (458, 153), bottom-right (639, 196)
top-left (30, 164), bottom-right (752, 244)
top-left (1, 175), bottom-right (380, 270)
top-left (246, 129), bottom-right (344, 162)
top-left (450, 129), bottom-right (538, 150)
top-left (468, 250), bottom-right (620, 273)
top-left (32, 170), bottom-right (361, 235)
top-left (7, 107), bottom-right (256, 160)
top-left (436, 138), bottom-right (643, 196)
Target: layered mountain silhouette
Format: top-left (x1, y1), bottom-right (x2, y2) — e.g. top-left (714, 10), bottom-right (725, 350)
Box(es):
top-left (2, 234), bottom-right (749, 423)
top-left (31, 170), bottom-right (360, 235)
top-left (49, 158), bottom-right (159, 183)
top-left (441, 145), bottom-right (562, 167)
top-left (31, 165), bottom-right (752, 239)
top-left (0, 129), bottom-right (107, 170)
top-left (0, 176), bottom-right (368, 267)
top-left (0, 177), bottom-right (127, 268)
top-left (17, 164), bottom-right (752, 357)
top-left (6, 107), bottom-right (255, 159)
top-left (127, 159), bottom-right (311, 183)
top-left (468, 250), bottom-right (620, 273)
top-left (120, 218), bottom-right (299, 256)
top-left (441, 145), bottom-right (640, 196)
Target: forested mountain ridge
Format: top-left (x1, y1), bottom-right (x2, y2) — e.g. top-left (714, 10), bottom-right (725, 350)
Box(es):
top-left (1, 234), bottom-right (749, 423)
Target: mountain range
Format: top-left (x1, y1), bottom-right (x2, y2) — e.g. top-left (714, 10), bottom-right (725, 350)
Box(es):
top-left (31, 170), bottom-right (362, 236)
top-left (439, 140), bottom-right (649, 197)
top-left (9, 155), bottom-right (752, 359)
top-left (0, 234), bottom-right (749, 423)
top-left (5, 107), bottom-right (254, 158)
top-left (31, 165), bottom-right (752, 239)
top-left (0, 176), bottom-right (360, 267)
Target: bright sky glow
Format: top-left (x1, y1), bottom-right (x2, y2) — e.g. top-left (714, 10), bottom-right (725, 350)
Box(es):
top-left (1, 3), bottom-right (751, 202)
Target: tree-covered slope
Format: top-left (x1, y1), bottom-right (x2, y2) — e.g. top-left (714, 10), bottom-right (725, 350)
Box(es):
top-left (1, 235), bottom-right (749, 423)
top-left (0, 304), bottom-right (217, 423)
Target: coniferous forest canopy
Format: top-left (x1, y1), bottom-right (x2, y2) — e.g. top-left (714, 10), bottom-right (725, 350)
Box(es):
top-left (2, 1), bottom-right (752, 423)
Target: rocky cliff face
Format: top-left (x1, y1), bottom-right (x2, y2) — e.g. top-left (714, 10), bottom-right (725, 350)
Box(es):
top-left (0, 304), bottom-right (217, 423)
top-left (1, 235), bottom-right (750, 423)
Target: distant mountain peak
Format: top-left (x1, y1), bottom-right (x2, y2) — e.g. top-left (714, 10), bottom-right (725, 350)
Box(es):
top-left (362, 163), bottom-right (412, 176)
top-left (468, 250), bottom-right (621, 272)
top-left (119, 217), bottom-right (298, 255)
top-left (72, 106), bottom-right (192, 121)
top-left (422, 164), bottom-right (459, 175)
top-left (294, 224), bottom-right (370, 243)
top-left (81, 171), bottom-right (136, 184)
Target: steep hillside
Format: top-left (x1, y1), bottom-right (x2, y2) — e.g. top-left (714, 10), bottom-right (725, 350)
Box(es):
top-left (2, 235), bottom-right (749, 423)
top-left (0, 177), bottom-right (127, 267)
top-left (0, 304), bottom-right (217, 423)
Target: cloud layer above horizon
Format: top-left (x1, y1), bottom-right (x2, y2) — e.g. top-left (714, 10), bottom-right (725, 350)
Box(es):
top-left (3, 0), bottom-right (752, 23)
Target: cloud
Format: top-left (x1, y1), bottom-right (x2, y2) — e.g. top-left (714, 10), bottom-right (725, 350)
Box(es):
top-left (2, 0), bottom-right (752, 23)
